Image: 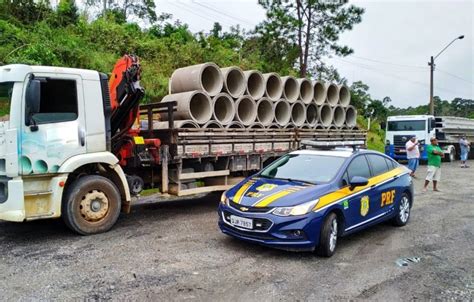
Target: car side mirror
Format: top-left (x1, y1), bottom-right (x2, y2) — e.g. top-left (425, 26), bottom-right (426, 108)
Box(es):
top-left (380, 121), bottom-right (386, 130)
top-left (25, 77), bottom-right (41, 130)
top-left (349, 176), bottom-right (369, 191)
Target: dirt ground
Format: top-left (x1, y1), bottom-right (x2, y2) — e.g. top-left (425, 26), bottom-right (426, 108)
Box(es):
top-left (0, 161), bottom-right (473, 301)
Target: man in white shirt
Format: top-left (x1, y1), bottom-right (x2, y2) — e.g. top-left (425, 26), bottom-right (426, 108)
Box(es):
top-left (405, 136), bottom-right (420, 177)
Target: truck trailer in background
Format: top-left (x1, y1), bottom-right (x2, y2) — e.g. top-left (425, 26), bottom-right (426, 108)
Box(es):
top-left (384, 115), bottom-right (474, 162)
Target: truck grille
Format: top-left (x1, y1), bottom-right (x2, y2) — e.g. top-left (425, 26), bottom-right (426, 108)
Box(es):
top-left (229, 200), bottom-right (271, 213)
top-left (393, 135), bottom-right (414, 147)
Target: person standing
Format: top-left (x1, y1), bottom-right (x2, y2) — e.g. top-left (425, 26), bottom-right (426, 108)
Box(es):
top-left (423, 137), bottom-right (444, 192)
top-left (405, 136), bottom-right (420, 177)
top-left (459, 135), bottom-right (471, 168)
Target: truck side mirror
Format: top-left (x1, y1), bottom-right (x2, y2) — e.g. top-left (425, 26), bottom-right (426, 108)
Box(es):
top-left (380, 121), bottom-right (386, 130)
top-left (430, 119), bottom-right (436, 131)
top-left (25, 77), bottom-right (41, 129)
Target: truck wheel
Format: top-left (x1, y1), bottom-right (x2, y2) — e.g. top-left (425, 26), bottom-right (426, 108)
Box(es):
top-left (315, 212), bottom-right (338, 257)
top-left (447, 149), bottom-right (455, 162)
top-left (62, 175), bottom-right (121, 235)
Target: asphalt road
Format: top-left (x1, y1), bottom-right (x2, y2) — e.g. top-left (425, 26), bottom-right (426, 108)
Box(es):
top-left (0, 162), bottom-right (473, 301)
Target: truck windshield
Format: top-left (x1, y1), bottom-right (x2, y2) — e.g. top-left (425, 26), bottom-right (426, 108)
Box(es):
top-left (387, 120), bottom-right (425, 131)
top-left (0, 82), bottom-right (13, 122)
top-left (260, 154), bottom-right (346, 184)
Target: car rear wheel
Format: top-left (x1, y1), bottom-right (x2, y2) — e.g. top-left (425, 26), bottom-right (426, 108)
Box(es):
top-left (392, 192), bottom-right (411, 226)
top-left (316, 212), bottom-right (338, 257)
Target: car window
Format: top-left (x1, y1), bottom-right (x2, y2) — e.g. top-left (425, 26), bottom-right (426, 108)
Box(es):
top-left (346, 155), bottom-right (371, 180)
top-left (367, 154), bottom-right (390, 176)
top-left (385, 158), bottom-right (397, 170)
top-left (260, 154), bottom-right (346, 183)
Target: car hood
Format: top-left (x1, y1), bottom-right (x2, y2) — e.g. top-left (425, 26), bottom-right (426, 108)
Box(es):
top-left (227, 176), bottom-right (335, 208)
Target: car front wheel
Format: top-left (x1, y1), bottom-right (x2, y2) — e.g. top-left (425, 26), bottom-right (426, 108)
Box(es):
top-left (316, 212), bottom-right (338, 257)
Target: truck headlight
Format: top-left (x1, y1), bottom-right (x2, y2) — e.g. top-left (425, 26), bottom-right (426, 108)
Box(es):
top-left (220, 191), bottom-right (229, 205)
top-left (272, 199), bottom-right (319, 217)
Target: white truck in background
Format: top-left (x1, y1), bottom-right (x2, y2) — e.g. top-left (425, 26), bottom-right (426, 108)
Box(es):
top-left (383, 115), bottom-right (474, 162)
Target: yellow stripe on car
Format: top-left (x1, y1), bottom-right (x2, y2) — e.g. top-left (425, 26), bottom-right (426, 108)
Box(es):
top-left (313, 166), bottom-right (407, 211)
top-left (253, 187), bottom-right (304, 207)
top-left (233, 180), bottom-right (255, 204)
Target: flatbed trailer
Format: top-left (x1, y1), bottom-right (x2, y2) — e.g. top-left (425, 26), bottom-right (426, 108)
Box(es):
top-left (133, 102), bottom-right (367, 196)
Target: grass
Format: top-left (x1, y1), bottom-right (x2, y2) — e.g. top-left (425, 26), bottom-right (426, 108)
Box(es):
top-left (357, 116), bottom-right (385, 153)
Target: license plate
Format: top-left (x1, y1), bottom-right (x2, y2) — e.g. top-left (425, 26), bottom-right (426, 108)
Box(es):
top-left (230, 215), bottom-right (253, 229)
top-left (399, 149), bottom-right (406, 153)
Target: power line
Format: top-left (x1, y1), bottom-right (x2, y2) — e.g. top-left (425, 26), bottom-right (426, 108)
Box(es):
top-left (348, 54), bottom-right (428, 70)
top-left (333, 57), bottom-right (465, 96)
top-left (191, 0), bottom-right (256, 27)
top-left (436, 68), bottom-right (474, 86)
top-left (168, 1), bottom-right (234, 28)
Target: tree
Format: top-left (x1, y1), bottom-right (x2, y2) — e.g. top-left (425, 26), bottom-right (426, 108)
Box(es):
top-left (55, 0), bottom-right (79, 26)
top-left (257, 0), bottom-right (364, 78)
top-left (86, 0), bottom-right (157, 23)
top-left (349, 81), bottom-right (371, 114)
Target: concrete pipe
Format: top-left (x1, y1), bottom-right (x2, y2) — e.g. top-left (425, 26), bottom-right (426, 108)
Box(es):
top-left (262, 73), bottom-right (283, 101)
top-left (291, 101), bottom-right (306, 127)
top-left (256, 98), bottom-right (274, 126)
top-left (325, 83), bottom-right (339, 107)
top-left (301, 124), bottom-right (311, 129)
top-left (267, 123), bottom-right (281, 129)
top-left (328, 125), bottom-right (338, 130)
top-left (333, 105), bottom-right (346, 128)
top-left (203, 120), bottom-right (223, 128)
top-left (306, 103), bottom-right (318, 127)
top-left (298, 78), bottom-right (314, 104)
top-left (249, 122), bottom-right (265, 129)
top-left (274, 99), bottom-right (291, 126)
top-left (345, 105), bottom-right (357, 128)
top-left (284, 123), bottom-right (295, 129)
top-left (234, 95), bottom-right (257, 126)
top-left (153, 120), bottom-right (199, 129)
top-left (221, 66), bottom-right (246, 98)
top-left (170, 62), bottom-right (223, 96)
top-left (212, 93), bottom-right (235, 126)
top-left (226, 121), bottom-right (245, 129)
top-left (318, 104), bottom-right (333, 127)
top-left (339, 84), bottom-right (351, 107)
top-left (243, 70), bottom-right (265, 99)
top-left (313, 80), bottom-right (326, 105)
top-left (281, 76), bottom-right (299, 103)
top-left (315, 124), bottom-right (324, 130)
top-left (161, 91), bottom-right (212, 124)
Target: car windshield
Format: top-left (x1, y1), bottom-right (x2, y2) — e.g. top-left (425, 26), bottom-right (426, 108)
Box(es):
top-left (260, 154), bottom-right (346, 184)
top-left (0, 82), bottom-right (13, 122)
top-left (388, 120), bottom-right (425, 131)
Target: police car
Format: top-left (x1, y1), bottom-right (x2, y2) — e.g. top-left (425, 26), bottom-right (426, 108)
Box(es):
top-left (218, 146), bottom-right (414, 257)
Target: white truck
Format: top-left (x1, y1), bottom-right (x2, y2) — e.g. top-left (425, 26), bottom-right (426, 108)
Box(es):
top-left (383, 115), bottom-right (474, 162)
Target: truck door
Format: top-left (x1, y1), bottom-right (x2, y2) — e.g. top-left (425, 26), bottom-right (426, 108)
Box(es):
top-left (20, 74), bottom-right (86, 175)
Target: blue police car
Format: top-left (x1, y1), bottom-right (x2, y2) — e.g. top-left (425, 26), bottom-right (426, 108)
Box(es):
top-left (218, 148), bottom-right (414, 257)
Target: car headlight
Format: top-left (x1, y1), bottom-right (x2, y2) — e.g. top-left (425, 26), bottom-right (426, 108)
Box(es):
top-left (220, 191), bottom-right (229, 205)
top-left (272, 199), bottom-right (319, 217)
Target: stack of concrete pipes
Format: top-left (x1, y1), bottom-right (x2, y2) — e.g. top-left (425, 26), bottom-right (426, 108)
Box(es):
top-left (157, 62), bottom-right (357, 130)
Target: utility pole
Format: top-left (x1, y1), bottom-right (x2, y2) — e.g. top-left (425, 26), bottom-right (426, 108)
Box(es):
top-left (428, 35), bottom-right (464, 116)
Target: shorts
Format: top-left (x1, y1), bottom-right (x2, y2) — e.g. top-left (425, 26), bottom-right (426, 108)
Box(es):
top-left (407, 158), bottom-right (419, 172)
top-left (426, 165), bottom-right (441, 182)
top-left (460, 150), bottom-right (468, 161)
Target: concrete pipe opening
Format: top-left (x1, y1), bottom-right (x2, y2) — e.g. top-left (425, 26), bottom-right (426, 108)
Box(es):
top-left (203, 120), bottom-right (223, 128)
top-left (319, 104), bottom-right (333, 127)
top-left (333, 106), bottom-right (346, 127)
top-left (154, 120), bottom-right (199, 129)
top-left (284, 123), bottom-right (295, 129)
top-left (328, 125), bottom-right (337, 130)
top-left (268, 123), bottom-right (281, 129)
top-left (345, 105), bottom-right (357, 128)
top-left (257, 98), bottom-right (274, 126)
top-left (281, 76), bottom-right (299, 103)
top-left (170, 62), bottom-right (223, 96)
top-left (291, 101), bottom-right (306, 127)
top-left (161, 91), bottom-right (212, 124)
top-left (339, 85), bottom-right (351, 107)
top-left (235, 96), bottom-right (257, 126)
top-left (249, 123), bottom-right (265, 129)
top-left (226, 121), bottom-right (245, 129)
top-left (298, 79), bottom-right (314, 104)
top-left (274, 99), bottom-right (291, 126)
top-left (313, 81), bottom-right (326, 105)
top-left (301, 124), bottom-right (310, 129)
top-left (326, 83), bottom-right (339, 106)
top-left (315, 125), bottom-right (324, 130)
top-left (263, 73), bottom-right (283, 101)
top-left (306, 103), bottom-right (318, 126)
top-left (212, 93), bottom-right (235, 125)
top-left (244, 70), bottom-right (265, 99)
top-left (221, 67), bottom-right (246, 98)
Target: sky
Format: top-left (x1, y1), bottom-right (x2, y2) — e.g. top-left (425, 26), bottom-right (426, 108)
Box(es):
top-left (155, 0), bottom-right (473, 108)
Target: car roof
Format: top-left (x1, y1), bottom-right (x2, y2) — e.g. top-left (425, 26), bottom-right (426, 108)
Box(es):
top-left (291, 148), bottom-right (387, 159)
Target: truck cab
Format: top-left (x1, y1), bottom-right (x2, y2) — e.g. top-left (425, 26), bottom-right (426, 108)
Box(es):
top-left (384, 115), bottom-right (436, 161)
top-left (0, 64), bottom-right (130, 234)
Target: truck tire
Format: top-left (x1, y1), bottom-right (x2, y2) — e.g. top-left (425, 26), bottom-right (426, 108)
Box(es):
top-left (315, 212), bottom-right (338, 257)
top-left (446, 148), bottom-right (455, 162)
top-left (62, 175), bottom-right (121, 235)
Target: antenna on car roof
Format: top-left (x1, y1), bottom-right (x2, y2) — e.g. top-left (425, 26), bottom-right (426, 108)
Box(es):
top-left (300, 140), bottom-right (366, 152)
